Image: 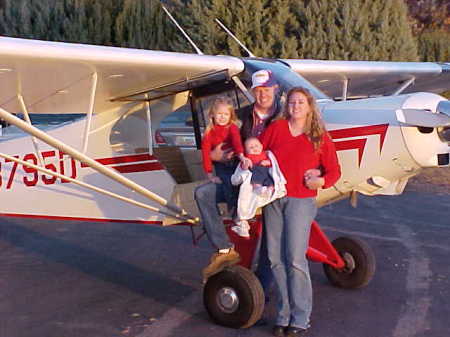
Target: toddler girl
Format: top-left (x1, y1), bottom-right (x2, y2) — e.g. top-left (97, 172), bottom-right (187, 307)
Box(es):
top-left (201, 96), bottom-right (246, 211)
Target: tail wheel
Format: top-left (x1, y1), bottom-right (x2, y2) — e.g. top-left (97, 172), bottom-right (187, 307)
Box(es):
top-left (323, 236), bottom-right (376, 289)
top-left (203, 265), bottom-right (264, 328)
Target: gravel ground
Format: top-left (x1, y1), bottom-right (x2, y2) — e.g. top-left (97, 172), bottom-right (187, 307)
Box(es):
top-left (406, 167), bottom-right (450, 194)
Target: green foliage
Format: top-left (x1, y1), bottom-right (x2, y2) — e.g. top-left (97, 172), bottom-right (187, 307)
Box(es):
top-left (0, 0), bottom-right (120, 45)
top-left (0, 0), bottom-right (425, 62)
top-left (173, 0), bottom-right (419, 60)
top-left (418, 30), bottom-right (450, 61)
top-left (178, 0), bottom-right (299, 57)
top-left (115, 0), bottom-right (185, 51)
top-left (293, 0), bottom-right (418, 61)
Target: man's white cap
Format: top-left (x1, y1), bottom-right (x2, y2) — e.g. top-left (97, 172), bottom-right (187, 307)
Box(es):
top-left (251, 69), bottom-right (277, 89)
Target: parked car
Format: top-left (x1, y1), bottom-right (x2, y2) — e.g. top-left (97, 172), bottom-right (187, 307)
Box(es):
top-left (155, 106), bottom-right (201, 148)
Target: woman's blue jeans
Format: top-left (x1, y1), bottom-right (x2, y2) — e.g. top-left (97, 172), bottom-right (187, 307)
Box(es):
top-left (263, 196), bottom-right (317, 329)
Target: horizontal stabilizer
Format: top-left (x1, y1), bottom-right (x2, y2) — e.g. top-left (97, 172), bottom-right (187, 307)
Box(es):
top-left (395, 108), bottom-right (450, 128)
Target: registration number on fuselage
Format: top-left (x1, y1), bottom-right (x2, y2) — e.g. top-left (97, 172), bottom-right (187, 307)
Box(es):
top-left (0, 150), bottom-right (78, 190)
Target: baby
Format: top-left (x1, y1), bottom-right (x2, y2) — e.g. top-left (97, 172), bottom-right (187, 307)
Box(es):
top-left (230, 137), bottom-right (276, 238)
top-left (245, 137), bottom-right (275, 197)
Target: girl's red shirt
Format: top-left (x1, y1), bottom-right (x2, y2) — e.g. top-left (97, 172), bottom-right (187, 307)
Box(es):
top-left (201, 123), bottom-right (244, 173)
top-left (259, 119), bottom-right (341, 198)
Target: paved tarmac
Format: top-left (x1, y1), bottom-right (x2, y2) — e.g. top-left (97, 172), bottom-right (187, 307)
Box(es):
top-left (0, 168), bottom-right (449, 337)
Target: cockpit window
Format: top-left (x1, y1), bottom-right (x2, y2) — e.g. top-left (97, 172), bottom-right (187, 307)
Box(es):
top-left (0, 114), bottom-right (84, 140)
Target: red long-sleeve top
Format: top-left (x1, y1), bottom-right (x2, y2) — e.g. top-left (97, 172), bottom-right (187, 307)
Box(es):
top-left (247, 152), bottom-right (271, 167)
top-left (201, 123), bottom-right (244, 173)
top-left (259, 119), bottom-right (341, 198)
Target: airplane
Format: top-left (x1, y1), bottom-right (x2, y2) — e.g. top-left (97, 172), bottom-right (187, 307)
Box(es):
top-left (0, 32), bottom-right (449, 329)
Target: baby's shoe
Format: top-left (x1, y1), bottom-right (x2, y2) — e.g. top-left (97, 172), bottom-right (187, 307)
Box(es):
top-left (231, 221), bottom-right (250, 238)
top-left (254, 185), bottom-right (266, 196)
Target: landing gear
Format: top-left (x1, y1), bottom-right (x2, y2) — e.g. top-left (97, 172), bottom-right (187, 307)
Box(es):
top-left (203, 219), bottom-right (376, 329)
top-left (203, 265), bottom-right (264, 329)
top-left (323, 236), bottom-right (376, 289)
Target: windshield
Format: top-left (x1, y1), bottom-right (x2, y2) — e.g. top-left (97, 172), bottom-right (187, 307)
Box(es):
top-left (241, 59), bottom-right (330, 102)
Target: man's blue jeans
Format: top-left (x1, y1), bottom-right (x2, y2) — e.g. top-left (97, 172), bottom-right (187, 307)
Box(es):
top-left (195, 180), bottom-right (274, 298)
top-left (195, 181), bottom-right (233, 250)
top-left (263, 196), bottom-right (317, 329)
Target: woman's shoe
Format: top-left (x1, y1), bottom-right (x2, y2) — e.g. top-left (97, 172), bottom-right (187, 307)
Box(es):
top-left (285, 326), bottom-right (307, 337)
top-left (272, 325), bottom-right (286, 337)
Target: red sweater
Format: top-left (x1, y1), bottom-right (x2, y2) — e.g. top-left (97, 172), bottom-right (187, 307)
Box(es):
top-left (247, 152), bottom-right (271, 166)
top-left (201, 123), bottom-right (244, 173)
top-left (259, 119), bottom-right (341, 198)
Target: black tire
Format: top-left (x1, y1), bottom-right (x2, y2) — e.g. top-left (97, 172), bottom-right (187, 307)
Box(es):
top-left (323, 236), bottom-right (376, 289)
top-left (203, 265), bottom-right (264, 329)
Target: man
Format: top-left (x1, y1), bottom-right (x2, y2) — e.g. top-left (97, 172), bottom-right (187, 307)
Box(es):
top-left (195, 69), bottom-right (280, 282)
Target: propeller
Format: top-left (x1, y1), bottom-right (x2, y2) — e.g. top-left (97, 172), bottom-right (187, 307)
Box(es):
top-left (437, 100), bottom-right (450, 116)
top-left (396, 101), bottom-right (450, 128)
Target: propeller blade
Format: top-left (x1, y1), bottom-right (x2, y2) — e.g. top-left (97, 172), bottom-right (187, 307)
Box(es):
top-left (437, 100), bottom-right (450, 117)
top-left (396, 108), bottom-right (450, 128)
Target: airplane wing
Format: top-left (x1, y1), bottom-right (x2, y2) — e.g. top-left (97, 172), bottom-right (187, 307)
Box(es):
top-left (0, 37), bottom-right (244, 114)
top-left (283, 59), bottom-right (450, 100)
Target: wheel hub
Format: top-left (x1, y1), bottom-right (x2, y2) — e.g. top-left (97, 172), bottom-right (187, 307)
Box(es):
top-left (342, 252), bottom-right (356, 273)
top-left (216, 287), bottom-right (239, 313)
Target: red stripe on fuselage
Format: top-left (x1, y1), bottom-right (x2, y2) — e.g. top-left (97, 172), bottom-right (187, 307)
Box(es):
top-left (329, 124), bottom-right (389, 153)
top-left (333, 139), bottom-right (367, 166)
top-left (112, 162), bottom-right (164, 173)
top-left (80, 153), bottom-right (164, 173)
top-left (81, 153), bottom-right (157, 168)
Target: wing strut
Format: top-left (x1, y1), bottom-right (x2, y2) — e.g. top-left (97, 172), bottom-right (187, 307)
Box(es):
top-left (144, 94), bottom-right (153, 154)
top-left (161, 5), bottom-right (203, 55)
top-left (215, 18), bottom-right (256, 58)
top-left (393, 77), bottom-right (415, 96)
top-left (17, 94), bottom-right (44, 165)
top-left (0, 106), bottom-right (198, 224)
top-left (342, 79), bottom-right (349, 101)
top-left (82, 72), bottom-right (98, 153)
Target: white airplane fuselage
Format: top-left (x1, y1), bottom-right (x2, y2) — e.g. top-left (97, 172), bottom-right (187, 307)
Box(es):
top-left (1, 90), bottom-right (448, 224)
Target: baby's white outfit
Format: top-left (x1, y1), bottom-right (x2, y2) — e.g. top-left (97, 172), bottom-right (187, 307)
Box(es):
top-left (230, 151), bottom-right (287, 237)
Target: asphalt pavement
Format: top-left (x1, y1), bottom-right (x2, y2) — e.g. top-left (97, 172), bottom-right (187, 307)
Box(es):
top-left (0, 169), bottom-right (449, 337)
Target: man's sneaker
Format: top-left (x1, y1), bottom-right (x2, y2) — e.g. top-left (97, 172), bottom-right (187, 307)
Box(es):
top-left (202, 248), bottom-right (240, 282)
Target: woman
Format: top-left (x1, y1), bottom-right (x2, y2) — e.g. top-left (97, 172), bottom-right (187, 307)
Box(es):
top-left (259, 87), bottom-right (341, 337)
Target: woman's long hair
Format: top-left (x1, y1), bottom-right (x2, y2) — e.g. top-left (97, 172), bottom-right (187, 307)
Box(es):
top-left (283, 87), bottom-right (325, 151)
top-left (205, 96), bottom-right (239, 133)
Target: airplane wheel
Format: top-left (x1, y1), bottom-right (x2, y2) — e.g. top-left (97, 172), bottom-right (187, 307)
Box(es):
top-left (323, 236), bottom-right (376, 289)
top-left (203, 265), bottom-right (264, 328)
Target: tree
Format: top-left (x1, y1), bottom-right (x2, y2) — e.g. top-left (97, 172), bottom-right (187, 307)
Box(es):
top-left (178, 0), bottom-right (299, 58)
top-left (367, 0), bottom-right (419, 61)
top-left (292, 0), bottom-right (419, 61)
top-left (0, 0), bottom-right (121, 46)
top-left (175, 0), bottom-right (419, 61)
top-left (115, 0), bottom-right (187, 51)
top-left (418, 30), bottom-right (450, 61)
